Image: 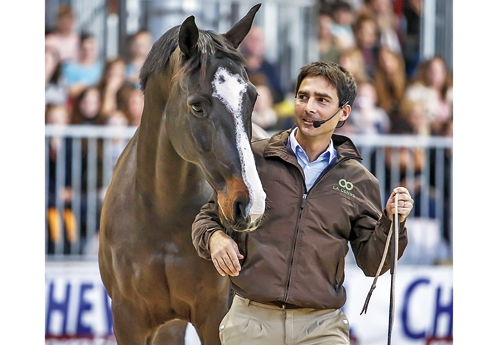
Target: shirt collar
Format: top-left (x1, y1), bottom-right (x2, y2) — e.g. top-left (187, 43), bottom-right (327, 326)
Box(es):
top-left (288, 127), bottom-right (336, 164)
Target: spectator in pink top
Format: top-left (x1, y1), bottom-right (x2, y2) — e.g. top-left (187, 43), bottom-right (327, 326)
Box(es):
top-left (45, 5), bottom-right (80, 63)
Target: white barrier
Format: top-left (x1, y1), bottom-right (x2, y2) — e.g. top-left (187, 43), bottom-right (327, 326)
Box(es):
top-left (45, 261), bottom-right (452, 344)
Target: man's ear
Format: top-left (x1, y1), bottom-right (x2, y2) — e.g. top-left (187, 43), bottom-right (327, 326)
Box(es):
top-left (339, 104), bottom-right (351, 121)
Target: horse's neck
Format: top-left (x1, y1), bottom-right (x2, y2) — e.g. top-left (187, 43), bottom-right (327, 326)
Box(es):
top-left (136, 98), bottom-right (211, 209)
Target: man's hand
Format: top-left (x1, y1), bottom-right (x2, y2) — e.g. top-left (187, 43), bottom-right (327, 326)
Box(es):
top-left (209, 230), bottom-right (244, 277)
top-left (386, 187), bottom-right (414, 222)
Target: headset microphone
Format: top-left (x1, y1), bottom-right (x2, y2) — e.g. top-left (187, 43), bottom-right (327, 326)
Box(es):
top-left (312, 100), bottom-right (349, 128)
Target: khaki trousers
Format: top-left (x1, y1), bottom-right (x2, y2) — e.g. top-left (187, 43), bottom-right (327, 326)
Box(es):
top-left (219, 294), bottom-right (350, 345)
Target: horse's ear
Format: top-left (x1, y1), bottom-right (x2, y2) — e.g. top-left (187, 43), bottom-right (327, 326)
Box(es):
top-left (223, 3), bottom-right (261, 49)
top-left (179, 15), bottom-right (199, 58)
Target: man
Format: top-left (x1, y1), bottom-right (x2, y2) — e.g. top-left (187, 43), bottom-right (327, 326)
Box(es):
top-left (239, 25), bottom-right (285, 104)
top-left (192, 61), bottom-right (413, 344)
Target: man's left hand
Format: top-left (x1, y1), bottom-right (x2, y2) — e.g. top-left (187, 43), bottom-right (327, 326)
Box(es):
top-left (386, 187), bottom-right (413, 222)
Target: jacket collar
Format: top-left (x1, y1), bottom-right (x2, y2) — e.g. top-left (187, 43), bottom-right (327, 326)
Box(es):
top-left (263, 127), bottom-right (363, 163)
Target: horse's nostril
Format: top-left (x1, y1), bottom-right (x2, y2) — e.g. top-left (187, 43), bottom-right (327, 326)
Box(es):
top-left (233, 197), bottom-right (248, 222)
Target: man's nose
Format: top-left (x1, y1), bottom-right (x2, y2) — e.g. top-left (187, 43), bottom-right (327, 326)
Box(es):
top-left (304, 98), bottom-right (317, 114)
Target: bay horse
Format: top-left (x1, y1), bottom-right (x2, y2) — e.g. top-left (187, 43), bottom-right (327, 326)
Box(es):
top-left (98, 4), bottom-right (266, 344)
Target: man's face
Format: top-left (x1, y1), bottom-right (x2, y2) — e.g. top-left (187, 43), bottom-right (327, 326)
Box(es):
top-left (294, 76), bottom-right (349, 140)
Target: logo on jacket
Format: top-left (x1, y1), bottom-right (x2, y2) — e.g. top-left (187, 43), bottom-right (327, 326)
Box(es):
top-left (333, 178), bottom-right (356, 198)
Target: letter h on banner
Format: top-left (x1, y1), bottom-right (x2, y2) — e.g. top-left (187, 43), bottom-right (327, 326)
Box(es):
top-left (46, 282), bottom-right (71, 334)
top-left (433, 286), bottom-right (453, 337)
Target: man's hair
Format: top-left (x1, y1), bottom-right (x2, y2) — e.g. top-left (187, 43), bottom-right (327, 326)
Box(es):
top-left (295, 61), bottom-right (357, 107)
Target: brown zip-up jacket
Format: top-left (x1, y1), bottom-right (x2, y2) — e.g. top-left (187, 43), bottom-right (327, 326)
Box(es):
top-left (192, 128), bottom-right (408, 310)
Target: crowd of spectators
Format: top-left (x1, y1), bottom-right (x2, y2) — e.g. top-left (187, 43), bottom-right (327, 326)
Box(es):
top-left (45, 5), bottom-right (148, 130)
top-left (312, 0), bottom-right (453, 138)
top-left (45, 4), bottom-right (152, 254)
top-left (45, 1), bottom-right (453, 138)
top-left (239, 0), bottom-right (452, 143)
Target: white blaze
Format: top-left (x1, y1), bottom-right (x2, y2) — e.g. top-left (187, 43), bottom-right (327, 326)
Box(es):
top-left (212, 67), bottom-right (266, 220)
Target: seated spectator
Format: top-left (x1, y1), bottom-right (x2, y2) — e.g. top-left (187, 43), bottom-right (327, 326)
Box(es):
top-left (353, 12), bottom-right (381, 79)
top-left (339, 47), bottom-right (368, 84)
top-left (373, 46), bottom-right (406, 120)
top-left (62, 33), bottom-right (103, 100)
top-left (330, 1), bottom-right (356, 51)
top-left (357, 0), bottom-right (402, 53)
top-left (272, 83), bottom-right (298, 131)
top-left (239, 25), bottom-right (285, 104)
top-left (106, 110), bottom-right (130, 168)
top-left (96, 57), bottom-right (136, 117)
top-left (398, 99), bottom-right (431, 136)
top-left (68, 86), bottom-right (108, 253)
top-left (45, 4), bottom-right (80, 62)
top-left (70, 86), bottom-right (108, 125)
top-left (45, 103), bottom-right (75, 254)
top-left (123, 88), bottom-right (144, 127)
top-left (45, 47), bottom-right (68, 106)
top-left (249, 73), bottom-right (279, 131)
top-left (125, 30), bottom-right (153, 89)
top-left (404, 56), bottom-right (453, 135)
top-left (348, 81), bottom-right (391, 134)
top-left (401, 0), bottom-right (421, 77)
top-left (317, 8), bottom-right (342, 63)
top-left (429, 116), bottom-right (452, 247)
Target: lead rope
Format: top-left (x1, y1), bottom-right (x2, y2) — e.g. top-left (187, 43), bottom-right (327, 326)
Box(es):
top-left (360, 194), bottom-right (399, 345)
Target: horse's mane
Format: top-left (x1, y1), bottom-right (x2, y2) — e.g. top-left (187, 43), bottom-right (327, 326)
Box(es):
top-left (139, 26), bottom-right (246, 91)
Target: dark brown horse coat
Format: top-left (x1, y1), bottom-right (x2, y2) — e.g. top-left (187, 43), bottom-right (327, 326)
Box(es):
top-left (98, 4), bottom-right (265, 345)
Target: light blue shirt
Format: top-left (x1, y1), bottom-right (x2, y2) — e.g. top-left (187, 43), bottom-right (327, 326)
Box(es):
top-left (288, 128), bottom-right (338, 192)
top-left (62, 61), bottom-right (103, 87)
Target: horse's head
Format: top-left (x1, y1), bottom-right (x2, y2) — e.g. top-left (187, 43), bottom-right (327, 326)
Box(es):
top-left (142, 4), bottom-right (265, 232)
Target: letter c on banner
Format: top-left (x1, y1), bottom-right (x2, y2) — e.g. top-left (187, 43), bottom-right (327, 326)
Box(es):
top-left (402, 278), bottom-right (430, 339)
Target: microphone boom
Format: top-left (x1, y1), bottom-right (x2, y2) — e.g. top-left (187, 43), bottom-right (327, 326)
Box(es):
top-left (312, 101), bottom-right (348, 128)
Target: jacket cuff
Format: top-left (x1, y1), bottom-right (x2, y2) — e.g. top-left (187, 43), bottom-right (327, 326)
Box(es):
top-left (380, 211), bottom-right (407, 235)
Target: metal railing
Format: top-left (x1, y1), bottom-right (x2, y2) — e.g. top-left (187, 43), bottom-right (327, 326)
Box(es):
top-left (45, 125), bottom-right (453, 263)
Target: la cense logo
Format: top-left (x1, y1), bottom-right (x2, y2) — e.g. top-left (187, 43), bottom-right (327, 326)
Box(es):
top-left (333, 178), bottom-right (356, 198)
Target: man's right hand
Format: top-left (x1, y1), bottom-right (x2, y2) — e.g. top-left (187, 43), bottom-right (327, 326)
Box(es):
top-left (209, 230), bottom-right (244, 277)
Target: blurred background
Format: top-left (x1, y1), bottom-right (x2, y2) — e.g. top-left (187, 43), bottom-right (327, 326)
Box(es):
top-left (43, 0), bottom-right (453, 344)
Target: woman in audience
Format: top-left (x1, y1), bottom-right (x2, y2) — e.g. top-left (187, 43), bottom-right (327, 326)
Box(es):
top-left (123, 88), bottom-right (144, 127)
top-left (125, 30), bottom-right (153, 89)
top-left (404, 56), bottom-right (453, 135)
top-left (317, 9), bottom-right (341, 63)
top-left (339, 47), bottom-right (368, 84)
top-left (353, 12), bottom-right (381, 79)
top-left (349, 80), bottom-right (391, 134)
top-left (373, 46), bottom-right (406, 120)
top-left (68, 87), bottom-right (108, 253)
top-left (96, 57), bottom-right (136, 117)
top-left (62, 33), bottom-right (103, 101)
top-left (45, 47), bottom-right (68, 106)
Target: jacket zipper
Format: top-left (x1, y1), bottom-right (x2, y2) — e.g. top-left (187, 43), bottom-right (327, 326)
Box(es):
top-left (283, 193), bottom-right (308, 303)
top-left (282, 158), bottom-right (348, 303)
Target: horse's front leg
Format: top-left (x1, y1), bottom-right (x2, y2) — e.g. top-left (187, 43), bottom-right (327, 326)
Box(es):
top-left (191, 292), bottom-right (231, 345)
top-left (152, 320), bottom-right (188, 345)
top-left (112, 299), bottom-right (159, 345)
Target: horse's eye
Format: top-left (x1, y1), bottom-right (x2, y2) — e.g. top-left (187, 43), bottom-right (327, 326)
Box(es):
top-left (191, 104), bottom-right (205, 117)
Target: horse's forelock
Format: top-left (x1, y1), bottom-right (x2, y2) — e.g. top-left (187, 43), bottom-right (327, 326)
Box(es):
top-left (141, 27), bottom-right (246, 92)
top-left (178, 31), bottom-right (245, 87)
